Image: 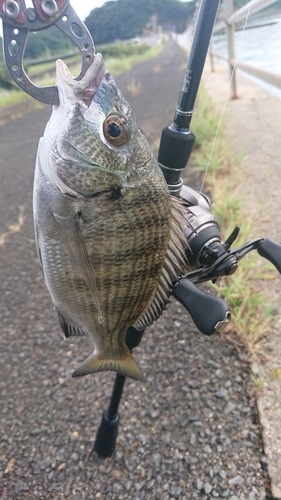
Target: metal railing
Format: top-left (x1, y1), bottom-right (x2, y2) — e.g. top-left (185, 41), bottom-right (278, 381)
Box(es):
top-left (211, 0), bottom-right (281, 98)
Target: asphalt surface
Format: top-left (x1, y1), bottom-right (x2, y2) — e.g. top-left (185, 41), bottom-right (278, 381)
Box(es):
top-left (0, 38), bottom-right (270, 499)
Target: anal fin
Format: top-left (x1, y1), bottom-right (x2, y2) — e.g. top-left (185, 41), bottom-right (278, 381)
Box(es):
top-left (72, 348), bottom-right (143, 380)
top-left (56, 309), bottom-right (88, 339)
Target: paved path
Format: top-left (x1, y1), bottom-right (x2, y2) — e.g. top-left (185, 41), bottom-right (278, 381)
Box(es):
top-left (0, 38), bottom-right (269, 499)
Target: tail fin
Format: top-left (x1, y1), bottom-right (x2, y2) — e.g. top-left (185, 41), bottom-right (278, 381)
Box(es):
top-left (72, 347), bottom-right (143, 380)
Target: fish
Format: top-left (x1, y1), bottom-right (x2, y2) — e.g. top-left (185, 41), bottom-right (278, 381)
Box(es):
top-left (33, 53), bottom-right (190, 380)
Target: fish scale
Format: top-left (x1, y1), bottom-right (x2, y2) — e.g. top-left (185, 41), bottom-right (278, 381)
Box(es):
top-left (33, 53), bottom-right (191, 380)
top-left (93, 190), bottom-right (168, 328)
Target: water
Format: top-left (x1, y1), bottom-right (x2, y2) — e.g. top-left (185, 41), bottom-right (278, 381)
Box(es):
top-left (212, 16), bottom-right (281, 75)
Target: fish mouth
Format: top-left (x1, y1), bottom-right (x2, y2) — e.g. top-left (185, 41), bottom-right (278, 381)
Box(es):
top-left (56, 53), bottom-right (107, 107)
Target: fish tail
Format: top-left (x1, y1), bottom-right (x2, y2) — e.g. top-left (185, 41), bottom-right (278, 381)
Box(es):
top-left (72, 348), bottom-right (143, 380)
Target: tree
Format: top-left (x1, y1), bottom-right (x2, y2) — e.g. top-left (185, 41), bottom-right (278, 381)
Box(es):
top-left (24, 26), bottom-right (75, 60)
top-left (234, 0), bottom-right (248, 7)
top-left (85, 0), bottom-right (196, 45)
top-left (155, 0), bottom-right (193, 33)
top-left (0, 0), bottom-right (196, 65)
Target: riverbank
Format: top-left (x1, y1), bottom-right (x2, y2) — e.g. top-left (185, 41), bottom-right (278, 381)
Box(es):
top-left (202, 58), bottom-right (281, 499)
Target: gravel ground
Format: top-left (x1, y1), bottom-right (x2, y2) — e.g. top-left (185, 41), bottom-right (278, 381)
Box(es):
top-left (0, 37), bottom-right (269, 499)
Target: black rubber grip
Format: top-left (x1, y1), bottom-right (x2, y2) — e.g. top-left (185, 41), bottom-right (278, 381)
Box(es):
top-left (158, 126), bottom-right (196, 179)
top-left (93, 411), bottom-right (120, 457)
top-left (258, 238), bottom-right (281, 274)
top-left (173, 279), bottom-right (231, 336)
top-left (125, 326), bottom-right (144, 350)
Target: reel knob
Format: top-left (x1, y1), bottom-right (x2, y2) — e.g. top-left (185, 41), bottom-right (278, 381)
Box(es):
top-left (173, 278), bottom-right (231, 336)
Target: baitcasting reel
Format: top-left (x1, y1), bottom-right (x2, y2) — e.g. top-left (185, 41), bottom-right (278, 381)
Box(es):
top-left (172, 184), bottom-right (281, 336)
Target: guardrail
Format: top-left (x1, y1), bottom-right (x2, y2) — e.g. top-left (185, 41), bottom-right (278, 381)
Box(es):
top-left (210, 0), bottom-right (281, 98)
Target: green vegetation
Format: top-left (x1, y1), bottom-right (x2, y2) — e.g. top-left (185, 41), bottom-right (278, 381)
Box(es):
top-left (234, 0), bottom-right (249, 7)
top-left (85, 0), bottom-right (195, 45)
top-left (0, 60), bottom-right (15, 90)
top-left (0, 41), bottom-right (164, 107)
top-left (250, 374), bottom-right (267, 389)
top-left (191, 85), bottom-right (276, 354)
top-left (100, 41), bottom-right (164, 76)
top-left (25, 25), bottom-right (75, 59)
top-left (0, 0), bottom-right (194, 70)
top-left (0, 89), bottom-right (28, 107)
top-left (97, 42), bottom-right (150, 59)
top-left (0, 25), bottom-right (76, 68)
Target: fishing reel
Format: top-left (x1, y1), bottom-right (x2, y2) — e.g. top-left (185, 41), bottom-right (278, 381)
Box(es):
top-left (172, 184), bottom-right (281, 336)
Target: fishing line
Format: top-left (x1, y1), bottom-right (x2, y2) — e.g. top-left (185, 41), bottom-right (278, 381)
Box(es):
top-left (200, 1), bottom-right (253, 193)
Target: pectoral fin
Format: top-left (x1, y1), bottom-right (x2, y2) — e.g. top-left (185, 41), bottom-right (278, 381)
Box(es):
top-left (72, 348), bottom-right (143, 380)
top-left (34, 223), bottom-right (45, 280)
top-left (53, 212), bottom-right (103, 323)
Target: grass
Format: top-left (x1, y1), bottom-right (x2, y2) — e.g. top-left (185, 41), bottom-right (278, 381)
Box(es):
top-left (0, 41), bottom-right (164, 108)
top-left (54, 42), bottom-right (164, 81)
top-left (0, 89), bottom-right (26, 107)
top-left (191, 83), bottom-right (276, 355)
top-left (104, 42), bottom-right (164, 77)
top-left (0, 205), bottom-right (26, 247)
top-left (126, 78), bottom-right (143, 96)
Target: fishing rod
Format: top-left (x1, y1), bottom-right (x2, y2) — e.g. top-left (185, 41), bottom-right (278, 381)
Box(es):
top-left (158, 0), bottom-right (221, 196)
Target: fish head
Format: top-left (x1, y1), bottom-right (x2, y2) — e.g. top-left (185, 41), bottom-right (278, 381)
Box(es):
top-left (43, 53), bottom-right (157, 197)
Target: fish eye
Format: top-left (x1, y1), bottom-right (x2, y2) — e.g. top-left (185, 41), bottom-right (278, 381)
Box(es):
top-left (103, 112), bottom-right (130, 146)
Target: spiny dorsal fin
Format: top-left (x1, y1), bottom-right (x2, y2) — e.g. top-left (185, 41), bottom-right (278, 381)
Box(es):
top-left (134, 196), bottom-right (193, 330)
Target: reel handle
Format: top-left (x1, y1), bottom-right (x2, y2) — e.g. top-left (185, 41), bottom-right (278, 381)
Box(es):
top-left (173, 279), bottom-right (231, 336)
top-left (258, 239), bottom-right (281, 274)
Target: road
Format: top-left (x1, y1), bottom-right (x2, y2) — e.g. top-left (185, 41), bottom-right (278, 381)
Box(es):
top-left (0, 38), bottom-right (268, 499)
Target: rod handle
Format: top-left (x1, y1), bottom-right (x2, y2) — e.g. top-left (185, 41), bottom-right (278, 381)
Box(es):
top-left (158, 126), bottom-right (195, 181)
top-left (93, 411), bottom-right (120, 457)
top-left (173, 278), bottom-right (231, 336)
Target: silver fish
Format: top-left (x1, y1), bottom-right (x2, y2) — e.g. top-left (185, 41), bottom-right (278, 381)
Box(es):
top-left (33, 53), bottom-right (189, 380)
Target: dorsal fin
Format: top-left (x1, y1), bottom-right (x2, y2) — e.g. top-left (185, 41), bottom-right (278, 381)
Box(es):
top-left (134, 196), bottom-right (192, 330)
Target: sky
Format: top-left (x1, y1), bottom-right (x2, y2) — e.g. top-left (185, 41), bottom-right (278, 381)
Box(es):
top-left (70, 0), bottom-right (107, 21)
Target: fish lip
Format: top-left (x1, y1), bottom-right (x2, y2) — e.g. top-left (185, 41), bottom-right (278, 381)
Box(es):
top-left (56, 53), bottom-right (107, 106)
